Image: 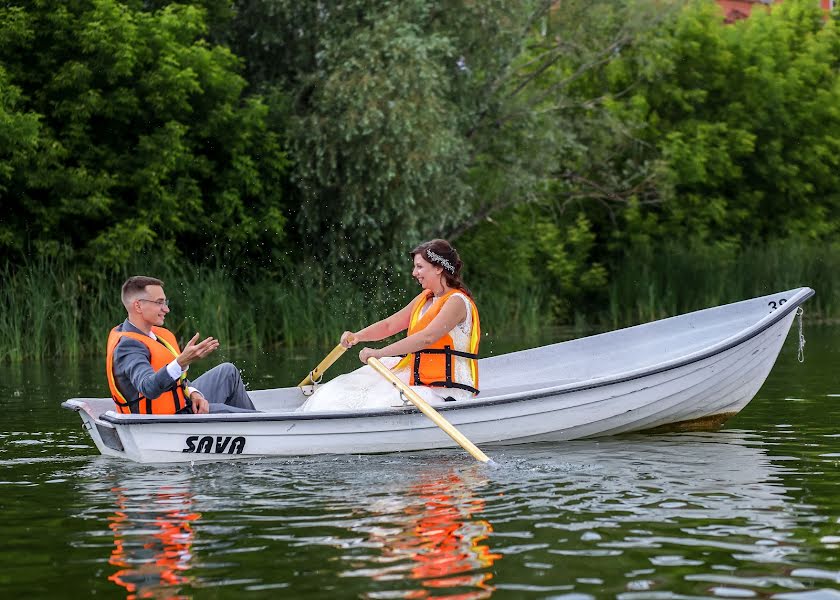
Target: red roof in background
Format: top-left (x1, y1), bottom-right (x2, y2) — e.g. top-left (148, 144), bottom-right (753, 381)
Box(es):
top-left (717, 0), bottom-right (833, 23)
top-left (718, 0), bottom-right (776, 23)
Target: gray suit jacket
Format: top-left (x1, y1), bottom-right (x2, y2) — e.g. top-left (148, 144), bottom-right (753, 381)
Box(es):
top-left (111, 320), bottom-right (191, 410)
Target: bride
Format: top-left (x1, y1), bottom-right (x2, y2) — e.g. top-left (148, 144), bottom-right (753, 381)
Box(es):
top-left (297, 239), bottom-right (481, 412)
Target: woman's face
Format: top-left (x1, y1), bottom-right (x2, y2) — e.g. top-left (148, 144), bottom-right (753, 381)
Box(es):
top-left (412, 253), bottom-right (443, 291)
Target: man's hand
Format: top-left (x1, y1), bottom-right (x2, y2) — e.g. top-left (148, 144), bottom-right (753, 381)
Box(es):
top-left (190, 391), bottom-right (210, 414)
top-left (177, 332), bottom-right (219, 368)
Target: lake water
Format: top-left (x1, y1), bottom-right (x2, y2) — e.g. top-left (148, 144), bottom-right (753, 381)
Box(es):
top-left (1, 326), bottom-right (838, 599)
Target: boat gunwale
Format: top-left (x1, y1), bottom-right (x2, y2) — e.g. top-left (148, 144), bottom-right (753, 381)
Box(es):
top-left (94, 287), bottom-right (814, 426)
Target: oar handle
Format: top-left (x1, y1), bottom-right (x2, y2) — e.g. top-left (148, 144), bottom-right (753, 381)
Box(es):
top-left (367, 357), bottom-right (493, 464)
top-left (298, 344), bottom-right (347, 387)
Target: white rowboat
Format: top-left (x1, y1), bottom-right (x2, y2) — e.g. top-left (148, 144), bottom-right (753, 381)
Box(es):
top-left (63, 287), bottom-right (814, 463)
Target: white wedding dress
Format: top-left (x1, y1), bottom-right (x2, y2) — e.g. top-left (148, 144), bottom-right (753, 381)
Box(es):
top-left (297, 293), bottom-right (477, 412)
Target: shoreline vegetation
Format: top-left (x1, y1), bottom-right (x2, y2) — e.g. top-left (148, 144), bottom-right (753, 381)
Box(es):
top-left (2, 239), bottom-right (836, 362)
top-left (2, 1), bottom-right (839, 363)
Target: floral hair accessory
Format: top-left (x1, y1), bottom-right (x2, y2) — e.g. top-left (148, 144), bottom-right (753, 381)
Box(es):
top-left (426, 250), bottom-right (456, 274)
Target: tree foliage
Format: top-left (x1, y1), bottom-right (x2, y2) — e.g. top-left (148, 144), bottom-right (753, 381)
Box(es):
top-left (459, 0), bottom-right (840, 318)
top-left (0, 0), bottom-right (287, 269)
top-left (225, 0), bottom-right (664, 264)
top-left (2, 0), bottom-right (839, 328)
top-left (289, 3), bottom-right (469, 261)
top-left (600, 0), bottom-right (840, 247)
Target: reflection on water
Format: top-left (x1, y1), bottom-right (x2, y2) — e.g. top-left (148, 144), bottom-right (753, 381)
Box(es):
top-left (93, 466), bottom-right (502, 599)
top-left (55, 430), bottom-right (838, 599)
top-left (401, 474), bottom-right (499, 596)
top-left (345, 471), bottom-right (501, 599)
top-left (107, 486), bottom-right (198, 599)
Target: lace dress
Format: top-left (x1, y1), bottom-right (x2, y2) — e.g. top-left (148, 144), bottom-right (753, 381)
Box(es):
top-left (297, 293), bottom-right (476, 412)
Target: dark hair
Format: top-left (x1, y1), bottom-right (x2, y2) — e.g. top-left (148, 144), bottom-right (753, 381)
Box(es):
top-left (121, 275), bottom-right (164, 308)
top-left (409, 239), bottom-right (473, 298)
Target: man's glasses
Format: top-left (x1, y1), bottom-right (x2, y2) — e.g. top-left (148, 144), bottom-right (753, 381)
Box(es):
top-left (138, 298), bottom-right (171, 307)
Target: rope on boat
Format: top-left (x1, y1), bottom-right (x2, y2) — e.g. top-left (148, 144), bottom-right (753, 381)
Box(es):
top-left (796, 307), bottom-right (806, 363)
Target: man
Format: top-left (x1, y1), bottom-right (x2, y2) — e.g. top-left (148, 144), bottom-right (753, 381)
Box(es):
top-left (106, 276), bottom-right (257, 414)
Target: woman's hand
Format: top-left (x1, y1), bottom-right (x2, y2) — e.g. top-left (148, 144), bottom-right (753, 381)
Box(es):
top-left (340, 331), bottom-right (359, 348)
top-left (359, 347), bottom-right (381, 364)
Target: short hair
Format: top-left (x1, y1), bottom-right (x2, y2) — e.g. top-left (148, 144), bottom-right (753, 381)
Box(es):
top-left (121, 276), bottom-right (164, 310)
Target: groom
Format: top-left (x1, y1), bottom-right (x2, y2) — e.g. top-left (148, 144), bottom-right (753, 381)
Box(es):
top-left (106, 276), bottom-right (257, 414)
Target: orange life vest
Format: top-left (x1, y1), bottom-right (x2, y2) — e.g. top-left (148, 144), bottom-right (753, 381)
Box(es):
top-left (106, 325), bottom-right (190, 414)
top-left (394, 289), bottom-right (481, 395)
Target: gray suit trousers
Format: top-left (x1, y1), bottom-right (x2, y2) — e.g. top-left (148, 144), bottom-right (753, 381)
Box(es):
top-left (193, 363), bottom-right (258, 413)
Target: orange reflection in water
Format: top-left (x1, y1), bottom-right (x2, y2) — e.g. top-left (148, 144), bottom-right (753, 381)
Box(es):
top-left (107, 487), bottom-right (200, 599)
top-left (374, 472), bottom-right (501, 600)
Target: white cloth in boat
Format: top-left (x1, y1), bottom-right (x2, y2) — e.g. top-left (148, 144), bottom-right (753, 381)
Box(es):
top-left (297, 292), bottom-right (477, 412)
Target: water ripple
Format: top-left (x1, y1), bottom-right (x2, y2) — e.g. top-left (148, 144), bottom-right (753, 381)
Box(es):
top-left (2, 427), bottom-right (838, 598)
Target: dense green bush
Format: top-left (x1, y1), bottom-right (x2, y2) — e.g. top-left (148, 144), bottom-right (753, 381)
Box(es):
top-left (597, 0), bottom-right (840, 245)
top-left (0, 0), bottom-right (288, 270)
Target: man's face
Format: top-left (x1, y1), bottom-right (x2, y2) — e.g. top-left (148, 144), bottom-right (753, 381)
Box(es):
top-left (136, 285), bottom-right (170, 326)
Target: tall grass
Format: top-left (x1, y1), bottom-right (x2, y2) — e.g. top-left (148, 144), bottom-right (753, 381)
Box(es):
top-left (0, 257), bottom-right (546, 361)
top-left (0, 257), bottom-right (119, 362)
top-left (3, 240), bottom-right (836, 361)
top-left (603, 240), bottom-right (840, 328)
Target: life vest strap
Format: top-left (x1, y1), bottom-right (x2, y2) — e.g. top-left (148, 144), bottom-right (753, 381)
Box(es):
top-left (110, 393), bottom-right (145, 415)
top-left (112, 395), bottom-right (137, 408)
top-left (412, 345), bottom-right (480, 395)
top-left (422, 380), bottom-right (480, 395)
top-left (111, 385), bottom-right (191, 414)
top-left (413, 348), bottom-right (479, 359)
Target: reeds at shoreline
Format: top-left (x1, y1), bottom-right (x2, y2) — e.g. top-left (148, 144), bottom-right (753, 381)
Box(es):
top-left (1, 240), bottom-right (837, 362)
top-left (603, 241), bottom-right (839, 328)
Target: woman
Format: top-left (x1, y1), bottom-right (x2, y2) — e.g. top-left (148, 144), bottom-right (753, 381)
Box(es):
top-left (297, 239), bottom-right (480, 412)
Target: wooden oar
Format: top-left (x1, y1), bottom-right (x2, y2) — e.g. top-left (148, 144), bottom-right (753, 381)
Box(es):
top-left (298, 343), bottom-right (347, 388)
top-left (367, 357), bottom-right (496, 465)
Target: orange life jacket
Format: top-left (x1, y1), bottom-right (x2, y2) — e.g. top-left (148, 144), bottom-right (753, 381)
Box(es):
top-left (106, 325), bottom-right (190, 414)
top-left (394, 289), bottom-right (481, 395)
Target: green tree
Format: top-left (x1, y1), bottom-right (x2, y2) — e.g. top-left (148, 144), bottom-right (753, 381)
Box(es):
top-left (600, 0), bottom-right (840, 247)
top-left (0, 67), bottom-right (47, 254)
top-left (459, 0), bottom-right (840, 323)
top-left (0, 0), bottom-right (288, 269)
top-left (290, 2), bottom-right (469, 262)
top-left (436, 0), bottom-right (673, 318)
top-left (226, 0), bottom-right (665, 265)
